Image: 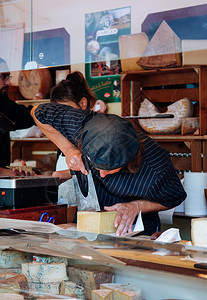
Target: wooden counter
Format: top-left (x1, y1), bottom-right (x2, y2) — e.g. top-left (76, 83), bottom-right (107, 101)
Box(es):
top-left (95, 241), bottom-right (207, 299)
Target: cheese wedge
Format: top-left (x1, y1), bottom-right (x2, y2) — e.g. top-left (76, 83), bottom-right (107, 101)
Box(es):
top-left (100, 283), bottom-right (142, 300)
top-left (77, 211), bottom-right (117, 234)
top-left (137, 21), bottom-right (181, 69)
top-left (92, 289), bottom-right (113, 300)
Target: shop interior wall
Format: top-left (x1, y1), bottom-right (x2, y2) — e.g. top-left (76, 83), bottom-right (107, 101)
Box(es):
top-left (1, 0), bottom-right (206, 114)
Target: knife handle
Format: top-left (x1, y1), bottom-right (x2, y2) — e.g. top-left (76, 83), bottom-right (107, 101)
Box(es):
top-left (194, 263), bottom-right (207, 270)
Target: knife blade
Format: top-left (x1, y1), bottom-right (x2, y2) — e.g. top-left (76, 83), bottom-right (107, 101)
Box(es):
top-left (71, 155), bottom-right (100, 211)
top-left (123, 114), bottom-right (174, 119)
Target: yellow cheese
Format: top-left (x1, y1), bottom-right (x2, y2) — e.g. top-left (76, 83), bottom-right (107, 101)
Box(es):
top-left (67, 264), bottom-right (114, 299)
top-left (100, 283), bottom-right (142, 300)
top-left (92, 289), bottom-right (113, 300)
top-left (119, 33), bottom-right (149, 71)
top-left (138, 98), bottom-right (194, 134)
top-left (77, 211), bottom-right (117, 234)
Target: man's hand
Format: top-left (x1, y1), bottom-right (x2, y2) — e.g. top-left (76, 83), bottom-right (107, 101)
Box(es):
top-left (9, 161), bottom-right (35, 176)
top-left (65, 148), bottom-right (88, 175)
top-left (104, 202), bottom-right (140, 236)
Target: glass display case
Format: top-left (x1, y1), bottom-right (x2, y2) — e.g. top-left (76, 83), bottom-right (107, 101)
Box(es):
top-left (0, 219), bottom-right (207, 299)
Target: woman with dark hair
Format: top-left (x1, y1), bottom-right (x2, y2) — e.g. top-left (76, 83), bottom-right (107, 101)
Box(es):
top-left (31, 101), bottom-right (186, 236)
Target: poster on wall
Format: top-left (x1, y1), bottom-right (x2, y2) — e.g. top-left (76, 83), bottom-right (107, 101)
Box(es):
top-left (85, 7), bottom-right (131, 103)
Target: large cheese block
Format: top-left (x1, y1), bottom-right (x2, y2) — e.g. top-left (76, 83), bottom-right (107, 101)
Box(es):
top-left (77, 211), bottom-right (117, 234)
top-left (100, 283), bottom-right (142, 300)
top-left (29, 281), bottom-right (62, 295)
top-left (137, 21), bottom-right (181, 69)
top-left (181, 117), bottom-right (199, 135)
top-left (18, 69), bottom-right (52, 99)
top-left (191, 218), bottom-right (207, 247)
top-left (22, 262), bottom-right (67, 283)
top-left (119, 33), bottom-right (149, 71)
top-left (33, 254), bottom-right (68, 265)
top-left (182, 39), bottom-right (207, 66)
top-left (0, 250), bottom-right (27, 268)
top-left (92, 289), bottom-right (113, 300)
top-left (67, 264), bottom-right (114, 299)
top-left (138, 98), bottom-right (194, 134)
top-left (0, 273), bottom-right (29, 295)
top-left (60, 280), bottom-right (85, 299)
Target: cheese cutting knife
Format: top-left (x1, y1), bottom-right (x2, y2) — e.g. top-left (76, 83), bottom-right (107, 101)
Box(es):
top-left (71, 155), bottom-right (100, 211)
top-left (123, 113), bottom-right (174, 119)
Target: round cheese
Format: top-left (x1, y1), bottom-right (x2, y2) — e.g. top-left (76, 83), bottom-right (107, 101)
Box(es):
top-left (138, 98), bottom-right (194, 134)
top-left (18, 69), bottom-right (52, 100)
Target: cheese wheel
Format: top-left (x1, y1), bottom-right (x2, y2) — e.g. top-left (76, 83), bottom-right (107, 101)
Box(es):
top-left (138, 98), bottom-right (194, 134)
top-left (77, 211), bottom-right (117, 234)
top-left (18, 69), bottom-right (52, 100)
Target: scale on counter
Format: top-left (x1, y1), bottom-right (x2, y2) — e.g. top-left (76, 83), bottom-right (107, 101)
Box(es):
top-left (0, 176), bottom-right (60, 209)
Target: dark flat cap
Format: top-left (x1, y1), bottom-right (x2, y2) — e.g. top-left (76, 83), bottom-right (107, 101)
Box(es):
top-left (81, 114), bottom-right (140, 170)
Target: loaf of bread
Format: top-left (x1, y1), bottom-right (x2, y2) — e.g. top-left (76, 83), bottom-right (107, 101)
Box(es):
top-left (138, 98), bottom-right (194, 134)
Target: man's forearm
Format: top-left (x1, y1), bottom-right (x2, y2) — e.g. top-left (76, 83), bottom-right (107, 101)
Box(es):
top-left (131, 199), bottom-right (169, 214)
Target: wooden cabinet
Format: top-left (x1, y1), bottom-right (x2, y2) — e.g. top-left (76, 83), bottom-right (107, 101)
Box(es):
top-left (121, 66), bottom-right (207, 172)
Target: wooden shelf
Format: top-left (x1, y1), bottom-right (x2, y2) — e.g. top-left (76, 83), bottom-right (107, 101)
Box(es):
top-left (15, 99), bottom-right (50, 107)
top-left (121, 67), bottom-right (207, 172)
top-left (10, 137), bottom-right (58, 162)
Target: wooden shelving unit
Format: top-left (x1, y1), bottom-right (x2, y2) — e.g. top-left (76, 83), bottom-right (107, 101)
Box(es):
top-left (121, 66), bottom-right (207, 172)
